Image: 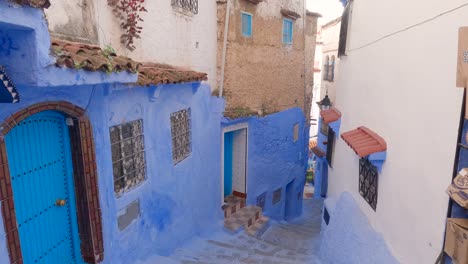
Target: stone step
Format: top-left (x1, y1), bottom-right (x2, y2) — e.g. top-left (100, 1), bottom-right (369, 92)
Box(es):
top-left (224, 206), bottom-right (262, 232)
top-left (246, 215), bottom-right (270, 238)
top-left (223, 195), bottom-right (245, 219)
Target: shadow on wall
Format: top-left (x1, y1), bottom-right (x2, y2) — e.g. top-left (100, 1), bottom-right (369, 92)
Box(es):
top-left (320, 192), bottom-right (399, 264)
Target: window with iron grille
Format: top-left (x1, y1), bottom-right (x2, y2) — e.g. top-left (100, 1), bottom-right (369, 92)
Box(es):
top-left (110, 119), bottom-right (146, 196)
top-left (326, 127), bottom-right (335, 167)
top-left (272, 188), bottom-right (282, 205)
top-left (338, 1), bottom-right (352, 57)
top-left (171, 0), bottom-right (198, 14)
top-left (171, 108), bottom-right (192, 164)
top-left (359, 157), bottom-right (378, 211)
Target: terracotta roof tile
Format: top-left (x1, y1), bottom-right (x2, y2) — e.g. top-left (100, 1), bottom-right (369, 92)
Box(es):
top-left (138, 63), bottom-right (207, 86)
top-left (309, 139), bottom-right (318, 150)
top-left (341, 126), bottom-right (387, 157)
top-left (309, 139), bottom-right (325, 157)
top-left (14, 0), bottom-right (50, 8)
top-left (51, 38), bottom-right (207, 86)
top-left (51, 38), bottom-right (139, 73)
top-left (320, 108), bottom-right (341, 124)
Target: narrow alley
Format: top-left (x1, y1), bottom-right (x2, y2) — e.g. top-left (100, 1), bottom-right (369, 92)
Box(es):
top-left (1, 0), bottom-right (468, 263)
top-left (138, 199), bottom-right (323, 264)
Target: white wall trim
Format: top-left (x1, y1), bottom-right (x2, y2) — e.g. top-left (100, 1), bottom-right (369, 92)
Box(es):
top-left (221, 123), bottom-right (249, 205)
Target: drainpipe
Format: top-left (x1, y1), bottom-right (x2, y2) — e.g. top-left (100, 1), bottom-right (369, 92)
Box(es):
top-left (303, 0), bottom-right (307, 114)
top-left (219, 0), bottom-right (231, 98)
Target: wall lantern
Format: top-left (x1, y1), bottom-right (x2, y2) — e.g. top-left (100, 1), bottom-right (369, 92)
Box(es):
top-left (0, 65), bottom-right (20, 103)
top-left (317, 93), bottom-right (332, 111)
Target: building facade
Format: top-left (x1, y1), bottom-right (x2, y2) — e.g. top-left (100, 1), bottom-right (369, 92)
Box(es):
top-left (216, 0), bottom-right (320, 220)
top-left (319, 17), bottom-right (341, 106)
top-left (44, 0), bottom-right (218, 88)
top-left (320, 0), bottom-right (466, 263)
top-left (310, 17), bottom-right (341, 137)
top-left (0, 1), bottom-right (225, 264)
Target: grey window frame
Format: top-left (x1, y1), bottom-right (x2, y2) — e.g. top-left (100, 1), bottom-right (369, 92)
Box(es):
top-left (171, 108), bottom-right (192, 165)
top-left (110, 119), bottom-right (147, 196)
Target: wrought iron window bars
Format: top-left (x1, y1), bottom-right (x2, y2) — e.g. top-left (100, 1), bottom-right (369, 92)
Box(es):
top-left (171, 0), bottom-right (198, 14)
top-left (359, 157), bottom-right (379, 211)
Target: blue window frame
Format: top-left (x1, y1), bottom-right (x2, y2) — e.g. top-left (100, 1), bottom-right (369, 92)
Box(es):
top-left (283, 18), bottom-right (293, 44)
top-left (241, 12), bottom-right (252, 37)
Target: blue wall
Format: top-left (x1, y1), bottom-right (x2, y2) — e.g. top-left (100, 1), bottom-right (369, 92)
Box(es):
top-left (223, 108), bottom-right (308, 220)
top-left (0, 82), bottom-right (224, 263)
top-left (320, 192), bottom-right (398, 264)
top-left (314, 117), bottom-right (341, 198)
top-left (0, 3), bottom-right (226, 263)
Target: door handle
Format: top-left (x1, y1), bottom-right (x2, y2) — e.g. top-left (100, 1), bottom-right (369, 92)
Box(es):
top-left (55, 199), bottom-right (66, 207)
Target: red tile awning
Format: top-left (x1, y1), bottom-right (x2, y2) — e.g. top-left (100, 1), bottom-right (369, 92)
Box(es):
top-left (309, 139), bottom-right (325, 157)
top-left (341, 126), bottom-right (387, 157)
top-left (320, 108), bottom-right (341, 125)
top-left (51, 38), bottom-right (207, 86)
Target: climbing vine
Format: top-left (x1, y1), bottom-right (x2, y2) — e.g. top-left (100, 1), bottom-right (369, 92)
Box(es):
top-left (108, 0), bottom-right (147, 51)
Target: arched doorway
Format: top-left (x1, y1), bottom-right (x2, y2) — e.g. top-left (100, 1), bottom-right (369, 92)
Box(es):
top-left (0, 102), bottom-right (104, 264)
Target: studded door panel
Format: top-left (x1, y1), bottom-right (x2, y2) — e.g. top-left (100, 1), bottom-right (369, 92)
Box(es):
top-left (5, 111), bottom-right (82, 264)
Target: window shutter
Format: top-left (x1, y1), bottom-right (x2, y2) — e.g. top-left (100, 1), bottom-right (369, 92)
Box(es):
top-left (338, 3), bottom-right (351, 57)
top-left (326, 127), bottom-right (335, 167)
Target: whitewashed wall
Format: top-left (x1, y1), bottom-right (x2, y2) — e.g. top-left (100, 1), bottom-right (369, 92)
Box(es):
top-left (311, 19), bottom-right (341, 137)
top-left (321, 19), bottom-right (340, 104)
top-left (328, 1), bottom-right (465, 263)
top-left (46, 0), bottom-right (217, 88)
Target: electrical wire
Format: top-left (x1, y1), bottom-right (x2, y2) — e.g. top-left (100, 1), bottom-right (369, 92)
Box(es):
top-left (349, 2), bottom-right (468, 53)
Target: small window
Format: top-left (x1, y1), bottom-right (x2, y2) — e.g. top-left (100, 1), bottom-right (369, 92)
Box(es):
top-left (256, 192), bottom-right (267, 210)
top-left (338, 2), bottom-right (352, 57)
top-left (359, 157), bottom-right (379, 211)
top-left (110, 119), bottom-right (146, 196)
top-left (272, 188), bottom-right (282, 205)
top-left (282, 19), bottom-right (293, 44)
top-left (320, 119), bottom-right (329, 135)
top-left (171, 108), bottom-right (192, 164)
top-left (323, 56), bottom-right (329, 81)
top-left (241, 12), bottom-right (252, 37)
top-left (328, 56), bottom-right (335, 81)
top-left (293, 123), bottom-right (299, 142)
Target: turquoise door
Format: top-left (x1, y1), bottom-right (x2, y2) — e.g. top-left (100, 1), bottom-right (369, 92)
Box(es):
top-left (5, 111), bottom-right (83, 264)
top-left (224, 132), bottom-right (234, 197)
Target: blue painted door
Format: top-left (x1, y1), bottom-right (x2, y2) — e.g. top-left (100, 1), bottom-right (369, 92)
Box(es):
top-left (5, 111), bottom-right (83, 264)
top-left (224, 132), bottom-right (234, 197)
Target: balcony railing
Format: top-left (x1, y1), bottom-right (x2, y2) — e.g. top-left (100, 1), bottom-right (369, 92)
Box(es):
top-left (171, 0), bottom-right (198, 14)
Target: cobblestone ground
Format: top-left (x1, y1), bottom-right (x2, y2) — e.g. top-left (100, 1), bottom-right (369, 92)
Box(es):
top-left (162, 198), bottom-right (324, 264)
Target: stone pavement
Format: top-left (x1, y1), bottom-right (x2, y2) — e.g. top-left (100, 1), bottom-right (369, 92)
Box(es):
top-left (165, 198), bottom-right (324, 264)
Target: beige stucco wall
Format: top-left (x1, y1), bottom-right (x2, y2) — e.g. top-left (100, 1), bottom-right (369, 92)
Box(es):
top-left (217, 0), bottom-right (318, 117)
top-left (46, 0), bottom-right (218, 88)
top-left (45, 0), bottom-right (99, 43)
